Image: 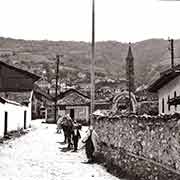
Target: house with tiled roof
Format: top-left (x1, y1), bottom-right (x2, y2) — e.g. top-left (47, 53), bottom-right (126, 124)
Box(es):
top-left (32, 85), bottom-right (54, 119)
top-left (46, 88), bottom-right (111, 124)
top-left (0, 61), bottom-right (40, 137)
top-left (148, 65), bottom-right (180, 114)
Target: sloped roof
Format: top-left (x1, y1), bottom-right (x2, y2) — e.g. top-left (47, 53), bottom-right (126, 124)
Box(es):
top-left (0, 61), bottom-right (40, 81)
top-left (57, 88), bottom-right (90, 100)
top-left (0, 96), bottom-right (24, 106)
top-left (136, 84), bottom-right (148, 92)
top-left (57, 89), bottom-right (90, 105)
top-left (0, 61), bottom-right (40, 92)
top-left (0, 86), bottom-right (53, 105)
top-left (148, 66), bottom-right (180, 93)
top-left (33, 85), bottom-right (53, 101)
top-left (0, 92), bottom-right (32, 105)
top-left (0, 97), bottom-right (6, 104)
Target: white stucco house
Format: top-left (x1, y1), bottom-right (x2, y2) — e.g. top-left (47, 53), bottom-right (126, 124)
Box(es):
top-left (0, 95), bottom-right (32, 138)
top-left (0, 61), bottom-right (40, 137)
top-left (148, 66), bottom-right (180, 115)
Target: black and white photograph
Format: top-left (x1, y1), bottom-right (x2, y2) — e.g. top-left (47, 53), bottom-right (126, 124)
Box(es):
top-left (0, 0), bottom-right (180, 179)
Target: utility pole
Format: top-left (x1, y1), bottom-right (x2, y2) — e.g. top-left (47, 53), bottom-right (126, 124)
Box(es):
top-left (90, 0), bottom-right (95, 125)
top-left (54, 54), bottom-right (60, 123)
top-left (168, 38), bottom-right (174, 69)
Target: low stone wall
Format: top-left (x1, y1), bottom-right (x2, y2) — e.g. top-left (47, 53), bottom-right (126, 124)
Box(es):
top-left (94, 114), bottom-right (180, 179)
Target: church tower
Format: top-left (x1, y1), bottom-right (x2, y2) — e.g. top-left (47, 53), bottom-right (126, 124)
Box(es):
top-left (126, 43), bottom-right (135, 93)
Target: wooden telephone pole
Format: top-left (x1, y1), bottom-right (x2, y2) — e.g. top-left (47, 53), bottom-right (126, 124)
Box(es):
top-left (54, 54), bottom-right (63, 122)
top-left (54, 54), bottom-right (60, 123)
top-left (168, 38), bottom-right (174, 69)
top-left (90, 0), bottom-right (95, 125)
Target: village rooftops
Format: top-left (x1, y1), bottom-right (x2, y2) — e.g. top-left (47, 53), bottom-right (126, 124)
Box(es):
top-left (148, 65), bottom-right (180, 93)
top-left (95, 79), bottom-right (127, 88)
top-left (56, 88), bottom-right (111, 110)
top-left (33, 85), bottom-right (54, 101)
top-left (56, 88), bottom-right (90, 100)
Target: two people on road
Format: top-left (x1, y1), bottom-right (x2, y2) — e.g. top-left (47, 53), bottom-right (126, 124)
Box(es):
top-left (57, 114), bottom-right (99, 163)
top-left (57, 114), bottom-right (81, 150)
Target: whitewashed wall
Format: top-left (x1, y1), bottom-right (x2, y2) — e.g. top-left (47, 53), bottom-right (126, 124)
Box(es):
top-left (0, 102), bottom-right (5, 137)
top-left (0, 99), bottom-right (32, 138)
top-left (158, 75), bottom-right (180, 114)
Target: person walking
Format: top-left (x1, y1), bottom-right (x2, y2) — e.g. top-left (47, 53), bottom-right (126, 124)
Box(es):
top-left (63, 114), bottom-right (73, 148)
top-left (81, 125), bottom-right (99, 163)
top-left (56, 115), bottom-right (63, 134)
top-left (72, 120), bottom-right (81, 152)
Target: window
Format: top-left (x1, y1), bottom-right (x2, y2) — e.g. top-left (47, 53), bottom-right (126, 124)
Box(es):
top-left (168, 95), bottom-right (170, 111)
top-left (162, 98), bottom-right (165, 114)
top-left (174, 91), bottom-right (177, 110)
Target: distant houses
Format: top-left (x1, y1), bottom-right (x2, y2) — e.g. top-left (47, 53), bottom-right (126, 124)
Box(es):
top-left (32, 85), bottom-right (53, 119)
top-left (95, 79), bottom-right (127, 100)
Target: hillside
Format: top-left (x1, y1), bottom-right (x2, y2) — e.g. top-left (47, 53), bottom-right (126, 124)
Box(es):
top-left (0, 37), bottom-right (179, 87)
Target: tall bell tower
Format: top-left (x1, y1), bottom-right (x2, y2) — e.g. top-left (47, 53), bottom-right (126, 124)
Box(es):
top-left (126, 43), bottom-right (135, 93)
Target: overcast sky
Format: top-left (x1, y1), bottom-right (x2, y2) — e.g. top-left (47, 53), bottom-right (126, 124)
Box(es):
top-left (0, 0), bottom-right (180, 43)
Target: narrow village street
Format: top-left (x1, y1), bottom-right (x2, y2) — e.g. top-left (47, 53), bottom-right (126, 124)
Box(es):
top-left (0, 120), bottom-right (123, 180)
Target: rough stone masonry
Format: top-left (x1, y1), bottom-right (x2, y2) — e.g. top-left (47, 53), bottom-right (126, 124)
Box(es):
top-left (94, 114), bottom-right (180, 180)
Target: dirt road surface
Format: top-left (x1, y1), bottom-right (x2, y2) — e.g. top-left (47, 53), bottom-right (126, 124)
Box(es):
top-left (0, 120), bottom-right (125, 180)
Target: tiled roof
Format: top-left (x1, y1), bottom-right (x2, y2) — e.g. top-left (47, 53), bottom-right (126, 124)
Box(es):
top-left (0, 61), bottom-right (40, 81)
top-left (33, 85), bottom-right (54, 101)
top-left (148, 66), bottom-right (180, 92)
top-left (0, 92), bottom-right (31, 104)
top-left (57, 91), bottom-right (90, 105)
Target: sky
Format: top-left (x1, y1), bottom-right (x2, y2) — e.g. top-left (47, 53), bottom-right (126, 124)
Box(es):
top-left (0, 0), bottom-right (180, 43)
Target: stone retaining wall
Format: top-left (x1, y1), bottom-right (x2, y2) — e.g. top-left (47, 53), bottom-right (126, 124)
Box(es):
top-left (94, 114), bottom-right (180, 179)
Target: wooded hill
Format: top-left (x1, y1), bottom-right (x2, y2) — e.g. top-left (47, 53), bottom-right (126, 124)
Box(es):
top-left (0, 37), bottom-right (180, 88)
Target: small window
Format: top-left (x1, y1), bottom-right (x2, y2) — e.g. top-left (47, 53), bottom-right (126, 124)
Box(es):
top-left (168, 95), bottom-right (170, 111)
top-left (174, 91), bottom-right (177, 110)
top-left (162, 98), bottom-right (165, 113)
